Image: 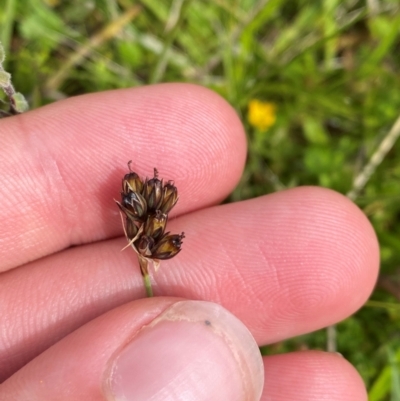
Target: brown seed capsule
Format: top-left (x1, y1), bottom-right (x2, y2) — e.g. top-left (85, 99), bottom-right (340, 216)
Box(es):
top-left (144, 210), bottom-right (167, 240)
top-left (143, 168), bottom-right (164, 212)
top-left (122, 161), bottom-right (144, 194)
top-left (160, 181), bottom-right (178, 214)
top-left (120, 191), bottom-right (147, 220)
top-left (136, 235), bottom-right (155, 257)
top-left (151, 232), bottom-right (185, 260)
top-left (122, 172), bottom-right (144, 194)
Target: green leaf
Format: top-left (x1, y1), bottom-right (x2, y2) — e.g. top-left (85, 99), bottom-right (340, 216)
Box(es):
top-left (369, 347), bottom-right (400, 401)
top-left (302, 116), bottom-right (329, 145)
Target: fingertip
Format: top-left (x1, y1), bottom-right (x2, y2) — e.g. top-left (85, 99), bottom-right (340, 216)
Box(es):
top-left (293, 186), bottom-right (380, 304)
top-left (263, 351), bottom-right (367, 401)
top-left (268, 185), bottom-right (379, 313)
top-left (107, 301), bottom-right (263, 401)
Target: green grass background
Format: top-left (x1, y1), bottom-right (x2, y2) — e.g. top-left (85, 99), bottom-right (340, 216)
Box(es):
top-left (2, 0), bottom-right (400, 398)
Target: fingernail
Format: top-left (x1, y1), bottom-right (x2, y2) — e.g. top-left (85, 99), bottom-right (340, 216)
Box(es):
top-left (106, 301), bottom-right (264, 401)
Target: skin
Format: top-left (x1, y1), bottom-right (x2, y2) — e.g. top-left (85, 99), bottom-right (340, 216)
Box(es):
top-left (0, 83), bottom-right (380, 400)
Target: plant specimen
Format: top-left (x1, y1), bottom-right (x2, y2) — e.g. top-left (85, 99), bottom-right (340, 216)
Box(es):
top-left (116, 161), bottom-right (184, 297)
top-left (0, 42), bottom-right (28, 118)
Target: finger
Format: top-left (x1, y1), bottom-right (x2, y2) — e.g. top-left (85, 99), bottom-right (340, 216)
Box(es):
top-left (171, 186), bottom-right (379, 344)
top-left (0, 187), bottom-right (379, 380)
top-left (1, 299), bottom-right (264, 401)
top-left (262, 351), bottom-right (367, 401)
top-left (0, 83), bottom-right (246, 272)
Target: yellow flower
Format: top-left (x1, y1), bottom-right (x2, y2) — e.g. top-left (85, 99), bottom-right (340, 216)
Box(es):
top-left (247, 100), bottom-right (277, 131)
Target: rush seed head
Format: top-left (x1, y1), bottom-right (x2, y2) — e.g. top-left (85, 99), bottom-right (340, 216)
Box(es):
top-left (144, 210), bottom-right (167, 240)
top-left (121, 191), bottom-right (147, 219)
top-left (142, 169), bottom-right (164, 212)
top-left (160, 181), bottom-right (178, 214)
top-left (115, 162), bottom-right (184, 295)
top-left (136, 235), bottom-right (155, 257)
top-left (122, 171), bottom-right (144, 194)
top-left (151, 232), bottom-right (185, 260)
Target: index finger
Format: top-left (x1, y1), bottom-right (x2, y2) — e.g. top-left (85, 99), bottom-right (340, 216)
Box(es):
top-left (0, 84), bottom-right (246, 272)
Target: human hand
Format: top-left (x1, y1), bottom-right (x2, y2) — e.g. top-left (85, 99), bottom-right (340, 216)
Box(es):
top-left (0, 84), bottom-right (379, 400)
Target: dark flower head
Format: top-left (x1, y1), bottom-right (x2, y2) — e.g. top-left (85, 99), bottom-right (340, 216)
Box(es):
top-left (122, 171), bottom-right (143, 194)
top-left (143, 168), bottom-right (164, 212)
top-left (151, 232), bottom-right (185, 260)
top-left (122, 161), bottom-right (144, 194)
top-left (136, 235), bottom-right (155, 257)
top-left (144, 210), bottom-right (167, 240)
top-left (116, 163), bottom-right (184, 285)
top-left (160, 181), bottom-right (178, 214)
top-left (119, 191), bottom-right (147, 220)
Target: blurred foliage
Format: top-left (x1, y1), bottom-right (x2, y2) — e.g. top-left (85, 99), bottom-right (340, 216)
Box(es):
top-left (1, 0), bottom-right (400, 397)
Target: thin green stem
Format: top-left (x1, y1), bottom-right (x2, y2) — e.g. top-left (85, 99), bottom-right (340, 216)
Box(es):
top-left (143, 274), bottom-right (154, 298)
top-left (138, 255), bottom-right (154, 298)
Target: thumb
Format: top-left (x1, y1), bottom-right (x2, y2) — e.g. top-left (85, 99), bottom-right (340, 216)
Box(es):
top-left (1, 299), bottom-right (264, 401)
